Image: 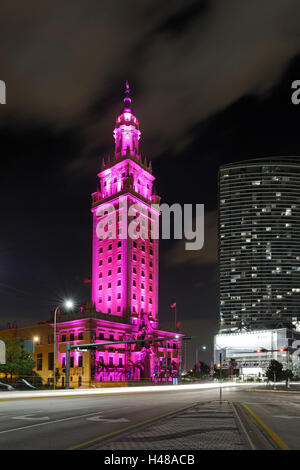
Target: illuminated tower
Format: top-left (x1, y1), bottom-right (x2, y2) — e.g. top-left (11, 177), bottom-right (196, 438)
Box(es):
top-left (91, 82), bottom-right (160, 328)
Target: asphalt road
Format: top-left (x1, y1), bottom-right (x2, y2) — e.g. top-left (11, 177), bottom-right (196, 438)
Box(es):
top-left (0, 386), bottom-right (300, 449)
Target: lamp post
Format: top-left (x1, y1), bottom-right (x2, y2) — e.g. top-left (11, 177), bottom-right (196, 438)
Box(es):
top-left (195, 345), bottom-right (207, 365)
top-left (53, 299), bottom-right (74, 390)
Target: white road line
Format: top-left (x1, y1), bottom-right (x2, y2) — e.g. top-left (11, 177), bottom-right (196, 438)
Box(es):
top-left (86, 416), bottom-right (129, 423)
top-left (0, 410), bottom-right (120, 435)
top-left (12, 414), bottom-right (50, 421)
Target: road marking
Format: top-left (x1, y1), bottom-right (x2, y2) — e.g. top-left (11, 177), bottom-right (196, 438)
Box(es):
top-left (273, 415), bottom-right (300, 419)
top-left (12, 414), bottom-right (50, 421)
top-left (241, 403), bottom-right (290, 450)
top-left (0, 410), bottom-right (126, 435)
top-left (86, 416), bottom-right (129, 423)
top-left (67, 402), bottom-right (198, 450)
top-left (245, 389), bottom-right (300, 394)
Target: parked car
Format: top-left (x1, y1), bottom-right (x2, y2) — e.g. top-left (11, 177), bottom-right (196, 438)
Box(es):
top-left (0, 381), bottom-right (14, 391)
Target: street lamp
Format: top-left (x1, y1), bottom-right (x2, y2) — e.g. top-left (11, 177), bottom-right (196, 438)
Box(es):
top-left (53, 299), bottom-right (74, 390)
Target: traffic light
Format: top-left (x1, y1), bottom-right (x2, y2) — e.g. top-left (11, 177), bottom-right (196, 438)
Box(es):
top-left (279, 347), bottom-right (288, 352)
top-left (254, 348), bottom-right (266, 353)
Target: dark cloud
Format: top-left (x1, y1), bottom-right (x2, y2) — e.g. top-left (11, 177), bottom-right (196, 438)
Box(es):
top-left (165, 210), bottom-right (217, 267)
top-left (2, 0), bottom-right (300, 163)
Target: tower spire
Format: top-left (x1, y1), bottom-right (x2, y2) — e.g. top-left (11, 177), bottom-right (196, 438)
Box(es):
top-left (124, 80), bottom-right (131, 107)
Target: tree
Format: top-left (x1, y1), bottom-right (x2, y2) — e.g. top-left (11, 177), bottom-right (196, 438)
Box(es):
top-left (0, 335), bottom-right (35, 382)
top-left (266, 360), bottom-right (284, 382)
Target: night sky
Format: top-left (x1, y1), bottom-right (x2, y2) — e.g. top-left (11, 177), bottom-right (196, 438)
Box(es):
top-left (1, 1), bottom-right (300, 367)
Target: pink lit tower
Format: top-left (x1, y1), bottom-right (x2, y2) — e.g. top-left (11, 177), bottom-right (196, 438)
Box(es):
top-left (87, 82), bottom-right (182, 382)
top-left (91, 82), bottom-right (160, 325)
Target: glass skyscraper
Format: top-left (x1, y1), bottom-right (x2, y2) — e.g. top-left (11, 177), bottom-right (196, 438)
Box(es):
top-left (219, 157), bottom-right (300, 333)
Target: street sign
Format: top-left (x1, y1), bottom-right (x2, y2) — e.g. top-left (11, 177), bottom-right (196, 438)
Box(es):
top-left (0, 340), bottom-right (5, 364)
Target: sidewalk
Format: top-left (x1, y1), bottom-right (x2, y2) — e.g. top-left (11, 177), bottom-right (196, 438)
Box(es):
top-left (91, 401), bottom-right (250, 450)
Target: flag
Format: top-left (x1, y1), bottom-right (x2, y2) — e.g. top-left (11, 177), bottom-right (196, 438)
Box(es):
top-left (170, 302), bottom-right (176, 308)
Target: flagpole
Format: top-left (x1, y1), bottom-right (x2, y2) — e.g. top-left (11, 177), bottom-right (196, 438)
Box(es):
top-left (170, 302), bottom-right (177, 330)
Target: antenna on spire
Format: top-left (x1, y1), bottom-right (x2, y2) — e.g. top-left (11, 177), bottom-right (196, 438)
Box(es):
top-left (124, 80), bottom-right (131, 105)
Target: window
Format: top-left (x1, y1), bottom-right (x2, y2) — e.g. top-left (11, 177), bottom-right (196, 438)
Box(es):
top-left (149, 249), bottom-right (153, 255)
top-left (117, 293), bottom-right (121, 299)
top-left (108, 282), bottom-right (111, 288)
top-left (108, 270), bottom-right (112, 276)
top-left (109, 334), bottom-right (114, 341)
top-left (118, 267), bottom-right (121, 273)
top-left (118, 357), bottom-right (123, 366)
top-left (118, 241), bottom-right (122, 247)
top-left (108, 257), bottom-right (112, 263)
top-left (117, 280), bottom-right (121, 286)
top-left (99, 332), bottom-right (105, 340)
top-left (78, 356), bottom-right (83, 367)
top-left (48, 352), bottom-right (54, 371)
top-left (78, 332), bottom-right (83, 340)
top-left (108, 244), bottom-right (112, 250)
top-left (37, 353), bottom-right (42, 371)
top-left (61, 335), bottom-right (66, 342)
top-left (117, 306), bottom-right (121, 312)
top-left (70, 333), bottom-right (74, 341)
top-left (118, 254), bottom-right (121, 260)
top-left (70, 356), bottom-right (74, 368)
top-left (109, 357), bottom-right (114, 365)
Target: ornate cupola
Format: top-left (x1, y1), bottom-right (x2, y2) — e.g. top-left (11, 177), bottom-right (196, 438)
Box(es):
top-left (113, 81), bottom-right (141, 158)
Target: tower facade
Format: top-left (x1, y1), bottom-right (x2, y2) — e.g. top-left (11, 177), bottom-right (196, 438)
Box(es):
top-left (219, 157), bottom-right (300, 332)
top-left (91, 82), bottom-right (160, 328)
